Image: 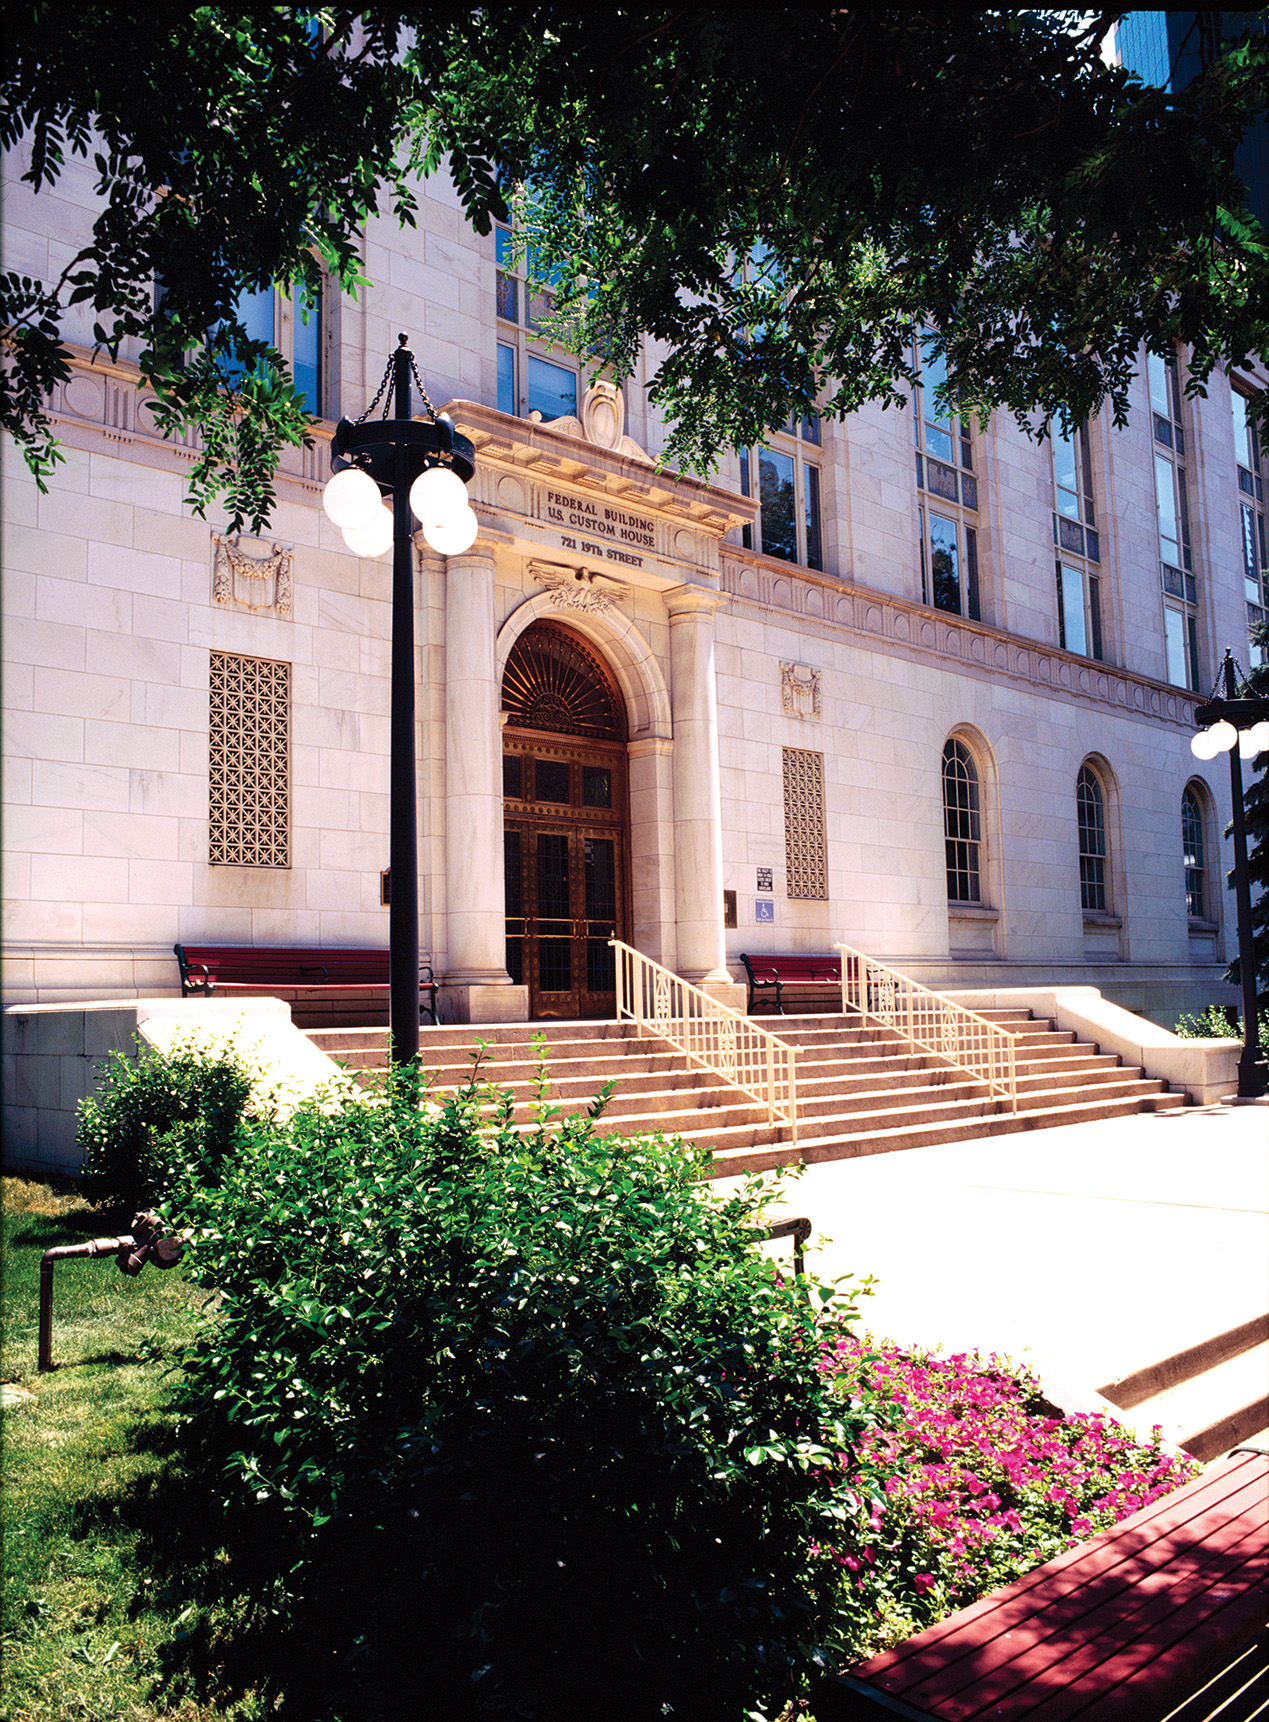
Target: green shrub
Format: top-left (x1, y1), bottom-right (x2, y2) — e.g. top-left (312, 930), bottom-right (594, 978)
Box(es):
top-left (166, 1062), bottom-right (874, 1722)
top-left (77, 1036), bottom-right (255, 1214)
top-left (1173, 1005), bottom-right (1269, 1051)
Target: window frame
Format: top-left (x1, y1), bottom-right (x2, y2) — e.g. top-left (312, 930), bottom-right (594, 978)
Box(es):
top-left (1181, 784), bottom-right (1209, 923)
top-left (495, 219), bottom-right (585, 424)
top-left (1147, 349), bottom-right (1200, 691)
top-left (913, 331), bottom-right (980, 620)
top-left (1051, 421), bottom-right (1104, 661)
top-left (942, 738), bottom-right (983, 905)
top-left (1076, 763), bottom-right (1109, 915)
top-left (1232, 380), bottom-right (1267, 663)
top-left (739, 416), bottom-right (824, 570)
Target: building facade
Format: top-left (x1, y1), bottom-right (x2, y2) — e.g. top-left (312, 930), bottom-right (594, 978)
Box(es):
top-left (2, 142), bottom-right (1265, 1027)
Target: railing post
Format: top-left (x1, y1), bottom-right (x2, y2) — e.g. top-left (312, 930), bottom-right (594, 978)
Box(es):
top-left (608, 940), bottom-right (798, 1136)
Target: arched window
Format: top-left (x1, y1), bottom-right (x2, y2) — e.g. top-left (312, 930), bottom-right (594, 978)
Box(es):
top-left (942, 739), bottom-right (981, 902)
top-left (1182, 787), bottom-right (1206, 920)
top-left (1077, 765), bottom-right (1108, 911)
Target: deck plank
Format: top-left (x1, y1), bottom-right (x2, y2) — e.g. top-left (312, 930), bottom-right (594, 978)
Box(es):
top-left (857, 1458), bottom-right (1265, 1694)
top-left (828, 1452), bottom-right (1269, 1722)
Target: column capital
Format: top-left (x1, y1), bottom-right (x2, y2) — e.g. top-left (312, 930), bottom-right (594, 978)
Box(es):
top-left (441, 542), bottom-right (497, 577)
top-left (627, 735), bottom-right (674, 758)
top-left (665, 582), bottom-right (727, 619)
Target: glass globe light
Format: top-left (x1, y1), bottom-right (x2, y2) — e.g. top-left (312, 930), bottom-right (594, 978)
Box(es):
top-left (1190, 728), bottom-right (1221, 759)
top-left (341, 505), bottom-right (395, 558)
top-left (322, 466), bottom-right (383, 529)
top-left (422, 505), bottom-right (479, 557)
top-left (1208, 719), bottom-right (1238, 754)
top-left (409, 464), bottom-right (468, 527)
top-left (1239, 719), bottom-right (1269, 758)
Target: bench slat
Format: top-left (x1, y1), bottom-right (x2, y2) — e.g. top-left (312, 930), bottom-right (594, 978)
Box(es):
top-left (174, 943), bottom-right (438, 1024)
top-left (859, 1458), bottom-right (1268, 1693)
top-left (827, 1453), bottom-right (1268, 1722)
top-left (885, 1485), bottom-right (1268, 1705)
top-left (934, 1529), bottom-right (1266, 1720)
top-left (739, 951), bottom-right (841, 1014)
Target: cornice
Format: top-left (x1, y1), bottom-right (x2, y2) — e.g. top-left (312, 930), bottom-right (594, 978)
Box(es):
top-left (449, 400), bottom-right (754, 536)
top-left (720, 547), bottom-right (1202, 733)
top-left (42, 347), bottom-right (333, 493)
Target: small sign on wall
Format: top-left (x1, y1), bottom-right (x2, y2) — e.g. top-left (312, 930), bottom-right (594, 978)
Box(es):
top-left (756, 866), bottom-right (773, 893)
top-left (754, 899), bottom-right (775, 924)
top-left (723, 889), bottom-right (738, 929)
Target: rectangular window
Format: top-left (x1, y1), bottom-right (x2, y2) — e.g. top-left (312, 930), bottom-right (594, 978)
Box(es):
top-left (1233, 384), bottom-right (1267, 661)
top-left (221, 282), bottom-right (323, 416)
top-left (740, 424), bottom-right (823, 570)
top-left (929, 512), bottom-right (961, 614)
top-left (1164, 605), bottom-right (1191, 689)
top-left (915, 329), bottom-right (979, 615)
top-left (782, 747), bottom-right (828, 900)
top-left (497, 342), bottom-right (516, 416)
top-left (1055, 559), bottom-right (1102, 661)
top-left (208, 652), bottom-right (290, 867)
top-left (1150, 347), bottom-right (1199, 684)
top-left (495, 219), bottom-right (583, 423)
top-left (526, 353), bottom-right (577, 422)
top-left (1057, 562), bottom-right (1087, 657)
top-left (1154, 453), bottom-right (1181, 566)
top-left (290, 284), bottom-right (322, 417)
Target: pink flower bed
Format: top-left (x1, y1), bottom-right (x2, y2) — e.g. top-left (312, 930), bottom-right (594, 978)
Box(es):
top-left (819, 1334), bottom-right (1201, 1654)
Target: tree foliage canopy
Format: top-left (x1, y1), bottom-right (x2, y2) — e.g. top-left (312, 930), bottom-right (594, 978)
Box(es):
top-left (3, 6), bottom-right (1268, 527)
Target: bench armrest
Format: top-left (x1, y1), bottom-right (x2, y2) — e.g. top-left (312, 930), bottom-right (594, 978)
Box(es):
top-left (173, 943), bottom-right (213, 997)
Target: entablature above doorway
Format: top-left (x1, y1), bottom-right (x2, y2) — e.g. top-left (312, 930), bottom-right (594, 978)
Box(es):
top-left (449, 398), bottom-right (755, 596)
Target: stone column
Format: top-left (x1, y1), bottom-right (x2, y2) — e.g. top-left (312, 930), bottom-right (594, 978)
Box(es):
top-left (440, 546), bottom-right (527, 1022)
top-left (666, 585), bottom-right (744, 1007)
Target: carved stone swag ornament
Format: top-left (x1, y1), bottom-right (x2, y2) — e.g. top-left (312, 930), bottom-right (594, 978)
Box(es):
top-left (211, 532), bottom-right (294, 616)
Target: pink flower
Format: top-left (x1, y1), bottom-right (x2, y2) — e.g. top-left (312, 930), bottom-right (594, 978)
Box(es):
top-left (912, 1573), bottom-right (937, 1595)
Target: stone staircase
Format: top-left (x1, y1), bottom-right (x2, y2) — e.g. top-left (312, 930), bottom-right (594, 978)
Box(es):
top-left (306, 1006), bottom-right (1187, 1177)
top-left (1097, 1314), bottom-right (1269, 1464)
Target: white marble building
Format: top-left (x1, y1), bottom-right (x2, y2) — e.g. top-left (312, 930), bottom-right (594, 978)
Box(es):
top-left (3, 146), bottom-right (1265, 1028)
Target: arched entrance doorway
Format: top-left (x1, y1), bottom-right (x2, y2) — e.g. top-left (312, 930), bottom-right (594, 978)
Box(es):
top-left (501, 621), bottom-right (631, 1019)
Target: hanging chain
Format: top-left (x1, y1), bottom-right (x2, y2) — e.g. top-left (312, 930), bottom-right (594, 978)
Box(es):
top-left (352, 340), bottom-right (438, 427)
top-left (355, 351), bottom-right (396, 425)
top-left (406, 349), bottom-right (438, 421)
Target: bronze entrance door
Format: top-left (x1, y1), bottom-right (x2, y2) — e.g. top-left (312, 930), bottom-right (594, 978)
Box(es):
top-left (503, 738), bottom-right (629, 1018)
top-left (501, 620), bottom-right (631, 1020)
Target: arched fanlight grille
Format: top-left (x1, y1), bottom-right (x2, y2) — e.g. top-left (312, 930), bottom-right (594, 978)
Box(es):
top-left (501, 623), bottom-right (625, 741)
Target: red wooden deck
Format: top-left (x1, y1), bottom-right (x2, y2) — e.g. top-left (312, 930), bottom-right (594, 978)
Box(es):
top-left (817, 1449), bottom-right (1268, 1722)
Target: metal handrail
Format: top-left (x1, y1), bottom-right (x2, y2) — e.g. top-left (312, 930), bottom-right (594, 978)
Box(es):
top-left (609, 941), bottom-right (799, 1142)
top-left (835, 942), bottom-right (1017, 1110)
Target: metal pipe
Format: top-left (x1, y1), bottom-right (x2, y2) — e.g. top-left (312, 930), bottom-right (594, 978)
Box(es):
top-left (38, 1212), bottom-right (184, 1371)
top-left (39, 1234), bottom-right (133, 1371)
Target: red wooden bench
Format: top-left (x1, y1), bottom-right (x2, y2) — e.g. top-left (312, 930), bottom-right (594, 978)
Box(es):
top-left (173, 943), bottom-right (438, 1029)
top-left (739, 951), bottom-right (841, 1015)
top-left (815, 1448), bottom-right (1269, 1721)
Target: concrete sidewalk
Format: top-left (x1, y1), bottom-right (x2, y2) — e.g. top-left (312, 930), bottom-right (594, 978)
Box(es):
top-left (721, 1102), bottom-right (1268, 1450)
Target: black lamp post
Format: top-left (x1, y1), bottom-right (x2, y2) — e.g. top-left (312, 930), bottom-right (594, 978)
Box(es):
top-left (1190, 650), bottom-right (1269, 1100)
top-left (324, 336), bottom-right (477, 1066)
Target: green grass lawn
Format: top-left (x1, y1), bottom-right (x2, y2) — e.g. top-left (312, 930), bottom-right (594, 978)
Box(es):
top-left (0, 1179), bottom-right (262, 1722)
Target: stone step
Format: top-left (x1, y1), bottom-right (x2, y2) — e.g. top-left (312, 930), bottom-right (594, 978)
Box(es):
top-left (1097, 1314), bottom-right (1269, 1411)
top-left (344, 1033), bottom-right (1119, 1092)
top-left (338, 1047), bottom-right (1142, 1116)
top-left (1105, 1342), bottom-right (1269, 1464)
top-left (705, 1087), bottom-right (1189, 1177)
top-left (455, 1071), bottom-right (1180, 1155)
top-left (302, 1004), bottom-right (1187, 1165)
